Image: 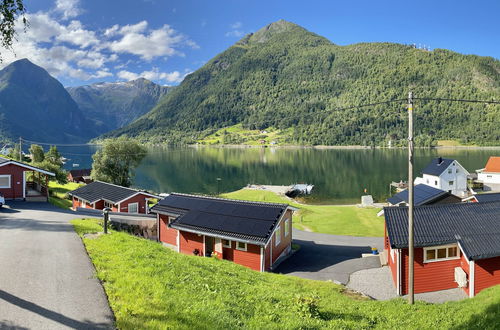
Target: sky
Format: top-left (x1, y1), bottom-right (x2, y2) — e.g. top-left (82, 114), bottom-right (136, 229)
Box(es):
top-left (2, 0), bottom-right (499, 87)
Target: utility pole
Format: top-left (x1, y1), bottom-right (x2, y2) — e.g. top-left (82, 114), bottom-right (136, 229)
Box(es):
top-left (19, 136), bottom-right (22, 161)
top-left (407, 91), bottom-right (415, 304)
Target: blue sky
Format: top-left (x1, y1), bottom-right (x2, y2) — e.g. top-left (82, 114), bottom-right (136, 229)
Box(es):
top-left (4, 0), bottom-right (499, 87)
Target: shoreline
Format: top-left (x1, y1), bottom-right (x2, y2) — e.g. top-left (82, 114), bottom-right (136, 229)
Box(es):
top-left (185, 143), bottom-right (500, 150)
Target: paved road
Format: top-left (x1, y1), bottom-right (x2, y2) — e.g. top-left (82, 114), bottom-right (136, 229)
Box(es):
top-left (0, 202), bottom-right (114, 329)
top-left (275, 229), bottom-right (384, 284)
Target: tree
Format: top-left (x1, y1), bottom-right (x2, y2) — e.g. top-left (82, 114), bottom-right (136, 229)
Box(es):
top-left (29, 144), bottom-right (44, 162)
top-left (45, 145), bottom-right (63, 167)
top-left (91, 138), bottom-right (147, 187)
top-left (32, 145), bottom-right (67, 184)
top-left (0, 0), bottom-right (27, 62)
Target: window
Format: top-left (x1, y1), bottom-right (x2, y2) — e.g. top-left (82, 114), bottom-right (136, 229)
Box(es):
top-left (128, 202), bottom-right (139, 213)
top-left (424, 244), bottom-right (460, 263)
top-left (104, 201), bottom-right (113, 209)
top-left (275, 226), bottom-right (281, 246)
top-left (448, 169), bottom-right (452, 174)
top-left (434, 180), bottom-right (438, 186)
top-left (426, 179), bottom-right (429, 184)
top-left (0, 175), bottom-right (11, 188)
top-left (284, 219), bottom-right (290, 237)
top-left (456, 169), bottom-right (459, 173)
top-left (222, 239), bottom-right (231, 248)
top-left (235, 241), bottom-right (247, 251)
top-left (449, 181), bottom-right (454, 186)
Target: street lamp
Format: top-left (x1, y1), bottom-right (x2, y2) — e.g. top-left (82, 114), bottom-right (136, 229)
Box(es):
top-left (102, 207), bottom-right (111, 234)
top-left (216, 178), bottom-right (222, 196)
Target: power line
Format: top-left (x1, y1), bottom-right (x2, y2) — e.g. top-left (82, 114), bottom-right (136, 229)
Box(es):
top-left (20, 138), bottom-right (101, 147)
top-left (414, 97), bottom-right (500, 104)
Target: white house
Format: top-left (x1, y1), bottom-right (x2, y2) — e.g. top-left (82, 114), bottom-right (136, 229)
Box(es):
top-left (414, 157), bottom-right (469, 197)
top-left (477, 156), bottom-right (500, 191)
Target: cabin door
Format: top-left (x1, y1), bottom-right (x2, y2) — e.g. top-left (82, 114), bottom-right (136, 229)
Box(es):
top-left (204, 236), bottom-right (214, 257)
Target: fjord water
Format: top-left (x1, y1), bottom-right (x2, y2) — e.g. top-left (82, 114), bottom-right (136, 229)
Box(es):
top-left (64, 146), bottom-right (496, 205)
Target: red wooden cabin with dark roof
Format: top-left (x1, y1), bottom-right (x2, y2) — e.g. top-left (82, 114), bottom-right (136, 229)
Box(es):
top-left (150, 193), bottom-right (296, 272)
top-left (384, 201), bottom-right (500, 298)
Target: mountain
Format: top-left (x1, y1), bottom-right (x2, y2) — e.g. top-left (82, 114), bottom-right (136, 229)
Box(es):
top-left (67, 79), bottom-right (171, 132)
top-left (0, 59), bottom-right (102, 143)
top-left (107, 20), bottom-right (500, 146)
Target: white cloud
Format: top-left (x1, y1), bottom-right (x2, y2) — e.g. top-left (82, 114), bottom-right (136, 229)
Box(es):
top-left (107, 23), bottom-right (198, 61)
top-left (226, 22), bottom-right (245, 38)
top-left (54, 0), bottom-right (82, 20)
top-left (117, 67), bottom-right (188, 84)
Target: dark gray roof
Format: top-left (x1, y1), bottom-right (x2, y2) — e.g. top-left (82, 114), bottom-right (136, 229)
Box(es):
top-left (421, 157), bottom-right (454, 176)
top-left (151, 193), bottom-right (289, 245)
top-left (387, 184), bottom-right (450, 206)
top-left (0, 157), bottom-right (9, 165)
top-left (69, 181), bottom-right (155, 204)
top-left (474, 193), bottom-right (500, 203)
top-left (69, 168), bottom-right (91, 177)
top-left (384, 201), bottom-right (500, 260)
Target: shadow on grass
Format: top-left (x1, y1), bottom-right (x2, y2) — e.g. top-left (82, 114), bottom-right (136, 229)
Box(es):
top-left (454, 301), bottom-right (500, 330)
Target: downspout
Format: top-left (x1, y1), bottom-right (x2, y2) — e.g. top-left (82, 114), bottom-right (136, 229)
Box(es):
top-left (469, 260), bottom-right (475, 298)
top-left (397, 249), bottom-right (402, 296)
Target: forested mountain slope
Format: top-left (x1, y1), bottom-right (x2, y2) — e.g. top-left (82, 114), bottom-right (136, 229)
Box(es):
top-left (106, 20), bottom-right (500, 146)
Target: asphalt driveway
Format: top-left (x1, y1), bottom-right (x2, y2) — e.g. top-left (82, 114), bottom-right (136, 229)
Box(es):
top-left (0, 202), bottom-right (114, 329)
top-left (275, 229), bottom-right (384, 285)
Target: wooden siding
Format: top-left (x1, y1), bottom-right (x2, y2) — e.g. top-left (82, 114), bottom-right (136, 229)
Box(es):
top-left (460, 254), bottom-right (470, 296)
top-left (475, 256), bottom-right (500, 296)
top-left (384, 224), bottom-right (398, 287)
top-left (401, 247), bottom-right (461, 295)
top-left (158, 214), bottom-right (177, 246)
top-left (179, 231), bottom-right (203, 256)
top-left (264, 244), bottom-right (271, 271)
top-left (0, 164), bottom-right (24, 199)
top-left (232, 242), bottom-right (261, 271)
top-left (271, 209), bottom-right (293, 264)
top-left (118, 194), bottom-right (150, 214)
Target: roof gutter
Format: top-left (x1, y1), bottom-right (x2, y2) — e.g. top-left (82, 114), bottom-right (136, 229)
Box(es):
top-left (169, 223), bottom-right (266, 246)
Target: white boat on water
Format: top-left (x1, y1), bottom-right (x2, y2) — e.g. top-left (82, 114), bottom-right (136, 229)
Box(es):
top-left (72, 163), bottom-right (80, 167)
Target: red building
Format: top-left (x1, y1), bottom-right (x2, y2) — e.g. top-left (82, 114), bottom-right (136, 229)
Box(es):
top-left (0, 156), bottom-right (55, 202)
top-left (67, 168), bottom-right (93, 184)
top-left (151, 193), bottom-right (296, 272)
top-left (69, 181), bottom-right (159, 213)
top-left (384, 201), bottom-right (500, 297)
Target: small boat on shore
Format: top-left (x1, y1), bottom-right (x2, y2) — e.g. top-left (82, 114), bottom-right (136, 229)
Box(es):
top-left (285, 183), bottom-right (314, 197)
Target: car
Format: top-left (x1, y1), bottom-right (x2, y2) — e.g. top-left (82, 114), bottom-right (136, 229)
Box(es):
top-left (0, 192), bottom-right (4, 208)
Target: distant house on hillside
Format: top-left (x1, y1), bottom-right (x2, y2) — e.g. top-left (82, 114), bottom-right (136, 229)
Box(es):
top-left (69, 181), bottom-right (159, 213)
top-left (477, 156), bottom-right (500, 191)
top-left (384, 201), bottom-right (500, 298)
top-left (387, 184), bottom-right (461, 206)
top-left (67, 168), bottom-right (92, 184)
top-left (414, 157), bottom-right (469, 197)
top-left (151, 193), bottom-right (296, 272)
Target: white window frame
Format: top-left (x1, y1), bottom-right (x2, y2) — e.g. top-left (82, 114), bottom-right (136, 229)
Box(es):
top-left (284, 219), bottom-right (290, 237)
top-left (128, 202), bottom-right (139, 214)
top-left (235, 241), bottom-right (247, 251)
top-left (0, 175), bottom-right (11, 188)
top-left (423, 244), bottom-right (460, 263)
top-left (104, 201), bottom-right (113, 209)
top-left (222, 239), bottom-right (232, 248)
top-left (275, 226), bottom-right (281, 246)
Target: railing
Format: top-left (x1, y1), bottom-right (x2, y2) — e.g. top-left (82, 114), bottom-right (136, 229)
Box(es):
top-left (26, 181), bottom-right (48, 196)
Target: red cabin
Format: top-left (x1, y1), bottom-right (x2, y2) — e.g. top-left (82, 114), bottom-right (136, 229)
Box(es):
top-left (69, 181), bottom-right (159, 213)
top-left (67, 168), bottom-right (93, 184)
top-left (151, 193), bottom-right (295, 272)
top-left (0, 156), bottom-right (55, 202)
top-left (384, 201), bottom-right (500, 297)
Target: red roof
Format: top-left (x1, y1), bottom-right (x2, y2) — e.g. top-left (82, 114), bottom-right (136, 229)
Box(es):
top-left (484, 156), bottom-right (500, 173)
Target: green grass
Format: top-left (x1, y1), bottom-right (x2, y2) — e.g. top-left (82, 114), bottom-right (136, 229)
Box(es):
top-left (198, 124), bottom-right (292, 146)
top-left (221, 189), bottom-right (384, 237)
top-left (71, 219), bottom-right (500, 330)
top-left (48, 181), bottom-right (82, 209)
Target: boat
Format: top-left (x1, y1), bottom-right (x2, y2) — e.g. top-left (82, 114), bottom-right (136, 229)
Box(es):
top-left (285, 184), bottom-right (314, 198)
top-left (72, 163), bottom-right (80, 167)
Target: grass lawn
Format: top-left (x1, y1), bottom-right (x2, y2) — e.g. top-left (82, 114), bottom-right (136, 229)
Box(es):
top-left (72, 219), bottom-right (500, 330)
top-left (48, 181), bottom-right (82, 209)
top-left (222, 189), bottom-right (384, 237)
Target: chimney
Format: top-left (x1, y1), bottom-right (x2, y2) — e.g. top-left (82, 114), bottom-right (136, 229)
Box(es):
top-left (438, 157), bottom-right (443, 164)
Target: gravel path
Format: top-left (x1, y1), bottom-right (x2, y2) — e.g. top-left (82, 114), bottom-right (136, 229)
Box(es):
top-left (0, 202), bottom-right (114, 329)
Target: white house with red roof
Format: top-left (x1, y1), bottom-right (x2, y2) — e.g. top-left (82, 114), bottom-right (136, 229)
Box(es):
top-left (477, 156), bottom-right (500, 191)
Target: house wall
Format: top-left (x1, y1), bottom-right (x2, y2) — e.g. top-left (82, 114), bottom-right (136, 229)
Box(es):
top-left (0, 164), bottom-right (24, 199)
top-left (475, 256), bottom-right (500, 296)
top-left (401, 247), bottom-right (462, 295)
top-left (269, 209), bottom-right (293, 264)
top-left (179, 231), bottom-right (204, 256)
top-left (422, 161), bottom-right (468, 197)
top-left (158, 214), bottom-right (178, 246)
top-left (385, 226), bottom-right (398, 287)
top-left (460, 254), bottom-right (470, 296)
top-left (221, 240), bottom-right (261, 271)
top-left (118, 194), bottom-right (150, 214)
top-left (478, 172), bottom-right (500, 185)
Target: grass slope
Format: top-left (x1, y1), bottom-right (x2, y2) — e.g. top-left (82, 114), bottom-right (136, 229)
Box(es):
top-left (72, 219), bottom-right (500, 330)
top-left (198, 124), bottom-right (292, 146)
top-left (222, 189), bottom-right (384, 236)
top-left (48, 181), bottom-right (81, 209)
